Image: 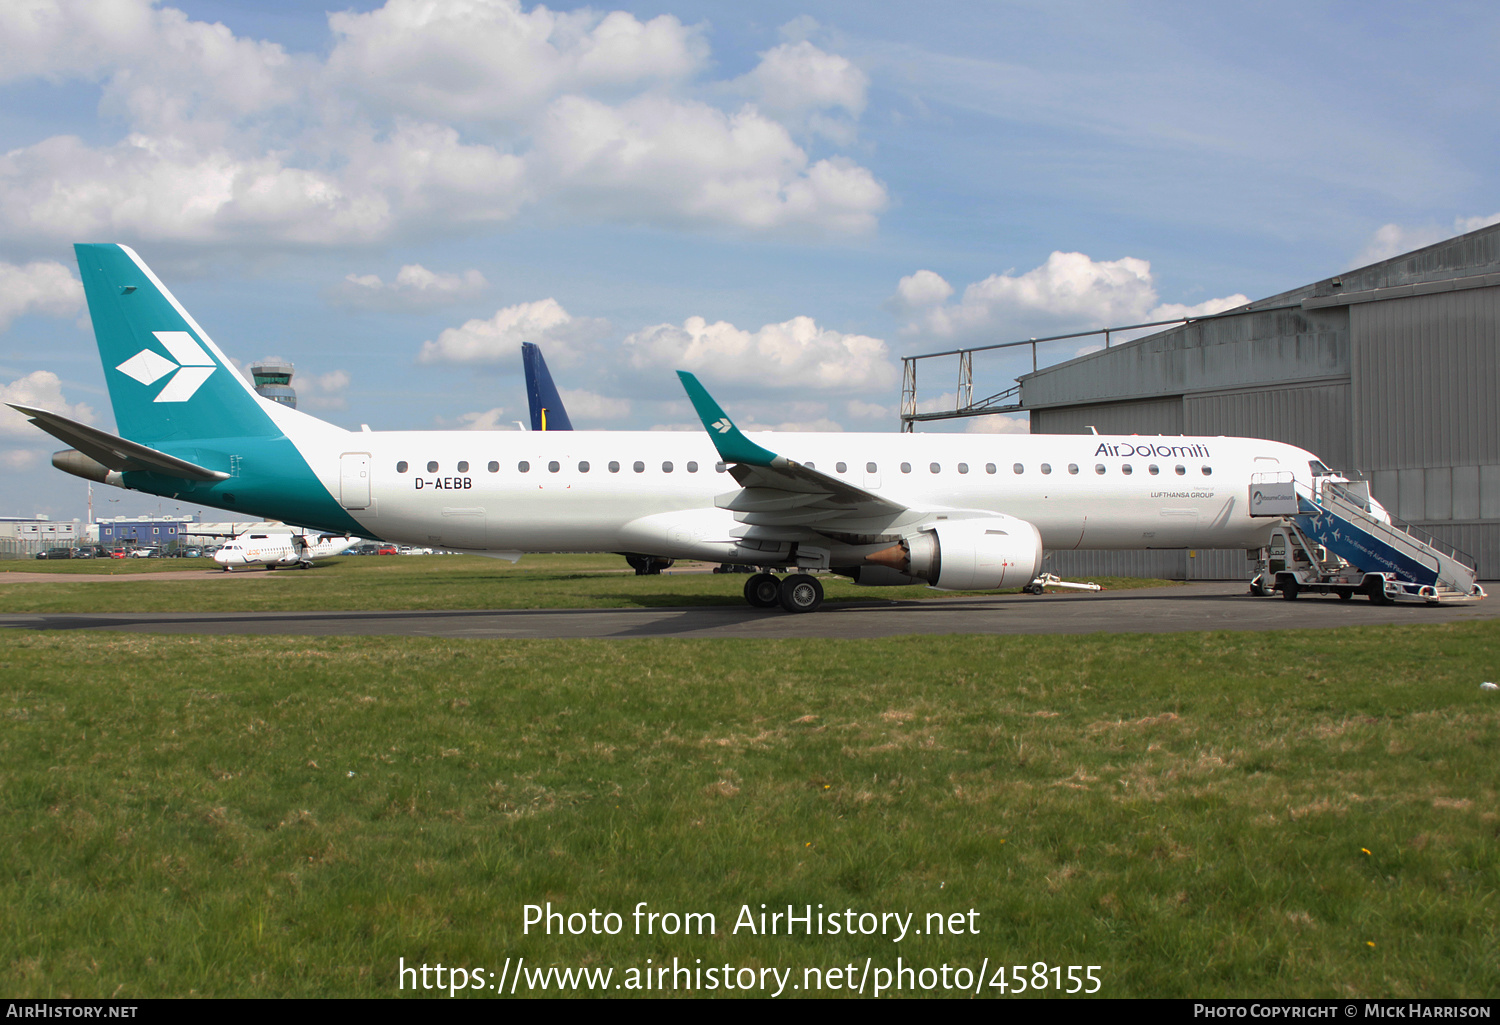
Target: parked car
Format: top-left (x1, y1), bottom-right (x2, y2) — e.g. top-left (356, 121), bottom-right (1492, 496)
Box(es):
top-left (36, 547), bottom-right (73, 560)
top-left (377, 544), bottom-right (398, 555)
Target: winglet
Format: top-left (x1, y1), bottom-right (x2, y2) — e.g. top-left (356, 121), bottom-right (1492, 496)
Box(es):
top-left (676, 371), bottom-right (783, 467)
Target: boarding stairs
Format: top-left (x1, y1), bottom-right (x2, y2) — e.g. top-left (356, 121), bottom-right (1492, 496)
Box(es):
top-left (1249, 473), bottom-right (1486, 604)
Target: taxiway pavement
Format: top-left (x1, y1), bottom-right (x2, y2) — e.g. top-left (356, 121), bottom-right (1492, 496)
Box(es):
top-left (2, 582), bottom-right (1495, 640)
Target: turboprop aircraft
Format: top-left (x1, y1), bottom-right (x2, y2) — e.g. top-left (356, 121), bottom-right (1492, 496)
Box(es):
top-left (212, 528), bottom-right (358, 571)
top-left (13, 243), bottom-right (1387, 613)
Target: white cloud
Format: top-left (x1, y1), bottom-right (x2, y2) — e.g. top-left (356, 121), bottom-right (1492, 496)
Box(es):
top-left (845, 399), bottom-right (890, 421)
top-left (457, 407), bottom-right (512, 430)
top-left (557, 387), bottom-right (630, 422)
top-left (1352, 212), bottom-right (1500, 268)
top-left (893, 252), bottom-right (1248, 343)
top-left (533, 95), bottom-right (886, 233)
top-left (419, 298), bottom-right (610, 367)
top-left (622, 314), bottom-right (897, 392)
top-left (0, 371), bottom-right (96, 438)
top-left (331, 264), bottom-right (487, 311)
top-left (325, 0), bottom-right (708, 124)
top-left (0, 0), bottom-right (884, 247)
top-left (964, 414), bottom-right (1030, 435)
top-left (0, 448), bottom-right (41, 471)
top-left (889, 269), bottom-right (954, 313)
top-left (0, 261), bottom-right (84, 331)
top-left (739, 417), bottom-right (843, 433)
top-left (299, 369), bottom-right (351, 411)
top-left (735, 40), bottom-right (868, 142)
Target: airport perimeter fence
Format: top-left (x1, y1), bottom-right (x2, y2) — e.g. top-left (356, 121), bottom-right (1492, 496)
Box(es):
top-left (0, 537), bottom-right (58, 560)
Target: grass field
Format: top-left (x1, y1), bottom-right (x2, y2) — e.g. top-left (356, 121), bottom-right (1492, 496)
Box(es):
top-left (0, 553), bottom-right (1175, 614)
top-left (2, 622), bottom-right (1496, 998)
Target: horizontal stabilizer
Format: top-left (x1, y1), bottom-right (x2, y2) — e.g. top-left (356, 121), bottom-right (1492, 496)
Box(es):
top-left (9, 403), bottom-right (229, 481)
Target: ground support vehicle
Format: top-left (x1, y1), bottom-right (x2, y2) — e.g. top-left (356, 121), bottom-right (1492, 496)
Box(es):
top-left (1248, 474), bottom-right (1485, 606)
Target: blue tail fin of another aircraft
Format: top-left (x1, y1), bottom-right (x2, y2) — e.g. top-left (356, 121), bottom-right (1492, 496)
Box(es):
top-left (522, 341), bottom-right (573, 431)
top-left (75, 243), bottom-right (280, 444)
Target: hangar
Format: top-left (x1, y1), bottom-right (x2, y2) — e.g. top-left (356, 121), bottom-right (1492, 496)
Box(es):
top-left (1011, 223), bottom-right (1497, 581)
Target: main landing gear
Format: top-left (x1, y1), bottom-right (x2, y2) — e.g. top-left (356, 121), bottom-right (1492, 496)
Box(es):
top-left (743, 572), bottom-right (824, 613)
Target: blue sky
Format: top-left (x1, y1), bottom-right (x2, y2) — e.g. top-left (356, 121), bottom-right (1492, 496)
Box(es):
top-left (2, 0), bottom-right (1497, 521)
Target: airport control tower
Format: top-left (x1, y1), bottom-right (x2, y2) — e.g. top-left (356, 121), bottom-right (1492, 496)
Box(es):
top-left (250, 358), bottom-right (297, 408)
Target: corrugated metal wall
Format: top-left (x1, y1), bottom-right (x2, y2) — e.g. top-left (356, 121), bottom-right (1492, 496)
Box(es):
top-left (1021, 307), bottom-right (1349, 409)
top-left (1352, 287), bottom-right (1500, 579)
top-left (1183, 382), bottom-right (1351, 468)
top-left (1044, 547), bottom-right (1255, 582)
top-left (1351, 288), bottom-right (1500, 469)
top-left (1030, 396), bottom-right (1183, 436)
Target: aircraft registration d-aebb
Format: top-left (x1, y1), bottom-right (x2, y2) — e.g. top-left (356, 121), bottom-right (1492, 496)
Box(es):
top-left (212, 529), bottom-right (358, 571)
top-left (15, 244), bottom-right (1342, 613)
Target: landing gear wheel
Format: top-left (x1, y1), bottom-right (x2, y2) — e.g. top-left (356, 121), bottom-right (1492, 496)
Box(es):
top-left (744, 573), bottom-right (781, 608)
top-left (778, 574), bottom-right (824, 613)
top-left (1281, 578), bottom-right (1299, 600)
top-left (299, 562), bottom-right (311, 570)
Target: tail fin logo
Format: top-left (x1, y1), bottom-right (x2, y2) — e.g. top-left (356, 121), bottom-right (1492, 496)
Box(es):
top-left (115, 331), bottom-right (217, 403)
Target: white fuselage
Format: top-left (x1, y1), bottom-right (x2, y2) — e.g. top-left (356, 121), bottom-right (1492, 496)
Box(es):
top-left (313, 429), bottom-right (1315, 563)
top-left (213, 531), bottom-right (356, 569)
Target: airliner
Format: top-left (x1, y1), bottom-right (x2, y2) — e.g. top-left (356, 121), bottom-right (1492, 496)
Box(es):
top-left (12, 244), bottom-right (1322, 613)
top-left (212, 528), bottom-right (358, 571)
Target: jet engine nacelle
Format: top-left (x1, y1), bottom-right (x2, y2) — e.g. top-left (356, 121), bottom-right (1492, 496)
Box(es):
top-left (868, 516), bottom-right (1043, 591)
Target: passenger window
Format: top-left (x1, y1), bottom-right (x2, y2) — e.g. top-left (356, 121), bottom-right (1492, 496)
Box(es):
top-left (715, 462), bottom-right (726, 472)
top-left (1068, 464), bottom-right (1079, 475)
top-left (1175, 465), bottom-right (1186, 475)
top-left (901, 462), bottom-right (912, 473)
top-left (836, 462), bottom-right (847, 474)
top-left (633, 461), bottom-right (645, 473)
top-left (578, 461), bottom-right (589, 473)
top-left (457, 460), bottom-right (469, 473)
top-left (609, 461), bottom-right (620, 473)
top-left (958, 463), bottom-right (969, 474)
top-left (518, 461), bottom-right (530, 473)
top-left (687, 461), bottom-right (698, 473)
top-left (662, 461), bottom-right (673, 473)
top-left (867, 462), bottom-right (877, 473)
top-left (930, 463), bottom-right (941, 474)
top-left (1040, 463), bottom-right (1052, 475)
top-left (1122, 464), bottom-right (1132, 475)
top-left (396, 461), bottom-right (408, 473)
top-left (548, 461), bottom-right (560, 473)
top-left (1148, 464), bottom-right (1159, 475)
top-left (1013, 463), bottom-right (1023, 474)
top-left (986, 463), bottom-right (996, 474)
top-left (427, 461), bottom-right (438, 473)
top-left (1095, 464), bottom-right (1106, 474)
top-left (1202, 466), bottom-right (1213, 476)
top-left (488, 461), bottom-right (499, 473)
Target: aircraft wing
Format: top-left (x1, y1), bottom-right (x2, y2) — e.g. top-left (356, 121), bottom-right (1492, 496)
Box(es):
top-left (676, 372), bottom-right (910, 535)
top-left (9, 403), bottom-right (230, 481)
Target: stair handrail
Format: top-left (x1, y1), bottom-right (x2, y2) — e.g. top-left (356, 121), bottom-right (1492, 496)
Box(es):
top-left (1319, 480), bottom-right (1477, 571)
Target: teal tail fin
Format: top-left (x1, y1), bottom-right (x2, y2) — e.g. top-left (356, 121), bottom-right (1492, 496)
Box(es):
top-left (75, 243), bottom-right (280, 444)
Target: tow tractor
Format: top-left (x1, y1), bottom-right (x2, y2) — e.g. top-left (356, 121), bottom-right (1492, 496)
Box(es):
top-left (1247, 472), bottom-right (1485, 605)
